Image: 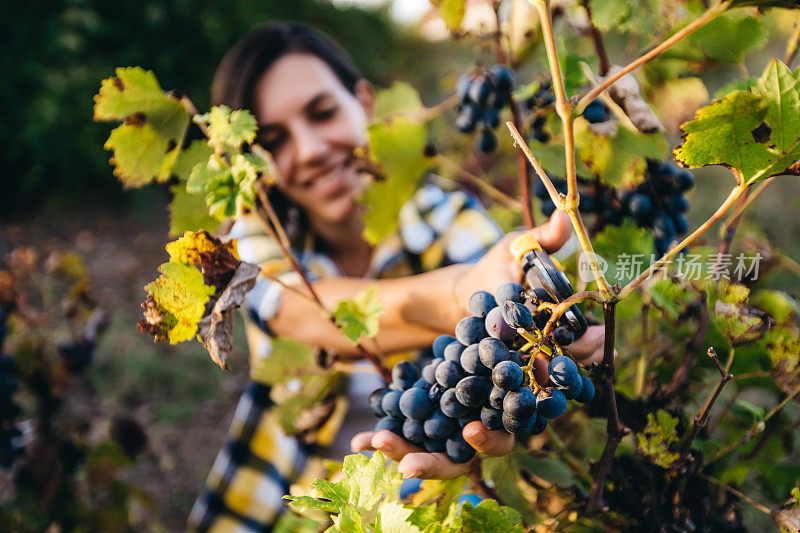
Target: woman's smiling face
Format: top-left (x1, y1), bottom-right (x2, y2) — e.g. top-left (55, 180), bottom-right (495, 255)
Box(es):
top-left (252, 53), bottom-right (373, 226)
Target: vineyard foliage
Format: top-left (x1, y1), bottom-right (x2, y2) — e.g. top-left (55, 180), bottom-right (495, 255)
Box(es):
top-left (67, 0), bottom-right (800, 530)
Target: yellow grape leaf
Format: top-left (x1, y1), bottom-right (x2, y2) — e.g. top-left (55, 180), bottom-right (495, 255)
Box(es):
top-left (94, 67), bottom-right (189, 187)
top-left (145, 262), bottom-right (216, 344)
top-left (165, 230), bottom-right (238, 266)
top-left (431, 0), bottom-right (465, 33)
top-left (334, 286), bottom-right (384, 344)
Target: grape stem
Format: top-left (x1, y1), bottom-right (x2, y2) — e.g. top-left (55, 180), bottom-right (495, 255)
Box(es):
top-left (580, 0), bottom-right (610, 76)
top-left (697, 473), bottom-right (772, 515)
top-left (719, 178), bottom-right (773, 237)
top-left (541, 290), bottom-right (603, 336)
top-left (672, 348), bottom-right (733, 470)
top-left (506, 121), bottom-right (614, 297)
top-left (574, 1), bottom-right (729, 115)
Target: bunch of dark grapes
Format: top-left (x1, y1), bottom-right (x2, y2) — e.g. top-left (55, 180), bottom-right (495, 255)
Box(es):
top-left (370, 282), bottom-right (594, 463)
top-left (454, 65), bottom-right (514, 154)
top-left (533, 162), bottom-right (694, 256)
top-left (524, 81), bottom-right (555, 143)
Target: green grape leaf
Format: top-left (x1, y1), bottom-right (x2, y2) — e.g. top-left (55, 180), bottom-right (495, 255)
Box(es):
top-left (593, 219), bottom-right (655, 285)
top-left (273, 513), bottom-right (323, 533)
top-left (459, 500), bottom-right (525, 533)
top-left (526, 140), bottom-right (575, 178)
top-left (94, 67), bottom-right (189, 186)
top-left (273, 372), bottom-right (342, 434)
top-left (635, 410), bottom-right (680, 469)
top-left (173, 139), bottom-right (215, 181)
top-left (312, 478), bottom-right (350, 510)
top-left (481, 456), bottom-right (535, 520)
top-left (187, 153), bottom-right (269, 220)
top-left (332, 505), bottom-right (368, 533)
top-left (675, 60), bottom-right (800, 183)
top-left (333, 286), bottom-right (384, 344)
top-left (250, 337), bottom-right (319, 386)
top-left (589, 0), bottom-right (630, 32)
top-left (407, 505), bottom-right (440, 530)
top-left (410, 478), bottom-right (468, 522)
top-left (104, 123), bottom-right (177, 187)
top-left (751, 290), bottom-right (800, 325)
top-left (197, 105), bottom-right (258, 151)
top-left (375, 501), bottom-right (422, 533)
top-left (285, 495), bottom-right (341, 514)
top-left (516, 455), bottom-right (578, 489)
top-left (143, 262), bottom-right (216, 344)
top-left (168, 185), bottom-right (220, 236)
top-left (575, 123), bottom-right (668, 188)
top-left (374, 82), bottom-right (424, 119)
top-left (648, 278), bottom-right (697, 322)
top-left (431, 0), bottom-right (465, 33)
top-left (662, 14), bottom-right (767, 64)
top-left (713, 77), bottom-right (759, 100)
top-left (360, 117), bottom-right (432, 244)
top-left (342, 451), bottom-right (403, 512)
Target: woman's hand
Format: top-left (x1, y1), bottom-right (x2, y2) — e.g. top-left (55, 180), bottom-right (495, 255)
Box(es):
top-left (351, 211), bottom-right (609, 479)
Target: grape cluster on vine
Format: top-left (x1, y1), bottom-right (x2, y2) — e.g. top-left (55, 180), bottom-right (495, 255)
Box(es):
top-left (370, 282), bottom-right (594, 463)
top-left (454, 65), bottom-right (514, 154)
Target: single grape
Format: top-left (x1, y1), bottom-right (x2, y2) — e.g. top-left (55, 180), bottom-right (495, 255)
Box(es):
top-left (400, 387), bottom-right (435, 420)
top-left (478, 337), bottom-right (510, 369)
top-left (501, 301), bottom-right (533, 330)
top-left (468, 76), bottom-right (493, 106)
top-left (491, 90), bottom-right (509, 109)
top-left (509, 350), bottom-right (523, 366)
top-left (676, 169), bottom-right (694, 192)
top-left (536, 388), bottom-right (567, 418)
top-left (375, 416), bottom-right (403, 436)
top-left (495, 282), bottom-right (526, 305)
top-left (653, 211), bottom-right (677, 240)
top-left (435, 360), bottom-right (465, 388)
top-left (628, 193), bottom-right (653, 225)
top-left (481, 406), bottom-right (504, 431)
top-left (455, 376), bottom-right (492, 407)
top-left (503, 387), bottom-right (537, 420)
top-left (501, 411), bottom-right (538, 435)
top-left (460, 343), bottom-right (490, 376)
top-left (369, 388), bottom-right (390, 417)
top-left (672, 213), bottom-right (689, 235)
top-left (424, 408), bottom-right (459, 440)
top-left (655, 236), bottom-right (674, 257)
top-left (440, 388), bottom-right (472, 418)
top-left (455, 316), bottom-right (488, 345)
top-left (455, 103), bottom-right (481, 134)
top-left (492, 360), bottom-right (524, 391)
top-left (477, 127), bottom-right (497, 153)
top-left (458, 410), bottom-right (481, 428)
top-left (529, 413), bottom-right (548, 435)
top-left (561, 376), bottom-right (584, 400)
top-left (403, 417), bottom-right (426, 444)
top-left (381, 390), bottom-right (404, 419)
top-left (446, 432), bottom-right (476, 463)
top-left (553, 326), bottom-right (575, 346)
top-left (443, 342), bottom-right (466, 363)
top-left (484, 307), bottom-right (515, 341)
top-left (576, 375), bottom-right (595, 403)
top-left (483, 107), bottom-right (500, 129)
top-left (413, 378), bottom-right (430, 390)
top-left (424, 438), bottom-right (447, 453)
top-left (582, 99), bottom-right (609, 124)
top-left (490, 64), bottom-right (514, 92)
top-left (422, 358), bottom-right (443, 384)
top-left (469, 291), bottom-right (497, 318)
top-left (548, 355), bottom-right (580, 388)
top-left (488, 386), bottom-right (507, 410)
top-left (429, 383), bottom-right (446, 404)
top-left (667, 194), bottom-right (689, 213)
top-left (392, 361), bottom-right (420, 390)
top-left (456, 75), bottom-right (472, 103)
top-left (433, 335), bottom-right (457, 359)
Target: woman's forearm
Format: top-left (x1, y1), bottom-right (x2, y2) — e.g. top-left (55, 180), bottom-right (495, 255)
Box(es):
top-left (266, 263), bottom-right (471, 358)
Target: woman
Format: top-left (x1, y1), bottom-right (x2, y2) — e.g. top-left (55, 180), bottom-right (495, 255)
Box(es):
top-left (189, 22), bottom-right (606, 531)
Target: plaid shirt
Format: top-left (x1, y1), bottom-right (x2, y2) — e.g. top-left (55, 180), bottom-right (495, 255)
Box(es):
top-left (188, 182), bottom-right (503, 532)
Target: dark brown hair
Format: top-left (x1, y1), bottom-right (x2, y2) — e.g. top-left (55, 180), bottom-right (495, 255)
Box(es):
top-left (211, 22), bottom-right (363, 245)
